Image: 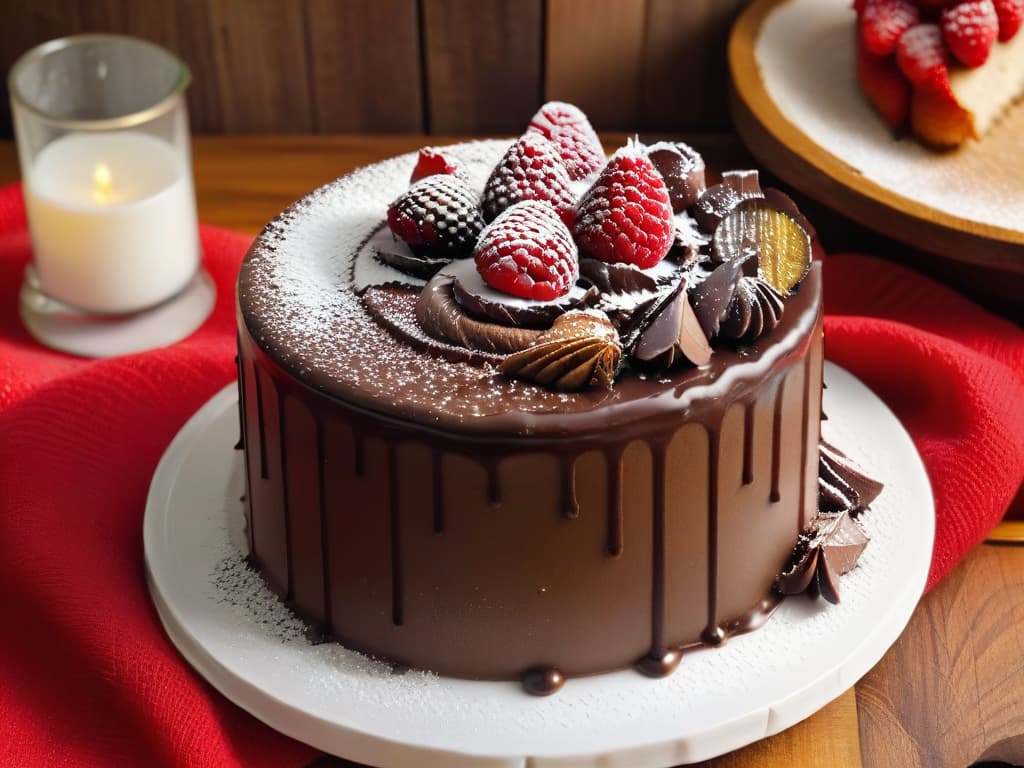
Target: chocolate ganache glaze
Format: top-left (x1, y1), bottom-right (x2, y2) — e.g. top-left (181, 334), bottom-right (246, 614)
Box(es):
top-left (237, 140), bottom-right (828, 688)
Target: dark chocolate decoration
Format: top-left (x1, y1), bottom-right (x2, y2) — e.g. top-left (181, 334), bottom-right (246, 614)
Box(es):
top-left (647, 141), bottom-right (707, 213)
top-left (415, 274), bottom-right (542, 354)
top-left (373, 245), bottom-right (453, 280)
top-left (718, 277), bottom-right (785, 344)
top-left (777, 510), bottom-right (870, 605)
top-left (445, 257), bottom-right (599, 330)
top-left (634, 279), bottom-right (713, 370)
top-left (690, 258), bottom-right (747, 341)
top-left (499, 310), bottom-right (622, 390)
top-left (579, 258), bottom-right (659, 295)
top-left (691, 170), bottom-right (763, 233)
top-left (819, 440), bottom-right (885, 515)
top-left (522, 666), bottom-right (565, 696)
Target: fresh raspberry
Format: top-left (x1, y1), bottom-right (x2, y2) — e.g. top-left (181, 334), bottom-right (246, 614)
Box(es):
top-left (994, 0), bottom-right (1024, 40)
top-left (387, 175), bottom-right (484, 257)
top-left (857, 41), bottom-right (912, 129)
top-left (473, 201), bottom-right (579, 301)
top-left (942, 1), bottom-right (999, 65)
top-left (859, 0), bottom-right (920, 56)
top-left (908, 0), bottom-right (958, 7)
top-left (410, 147), bottom-right (461, 184)
top-left (526, 101), bottom-right (605, 181)
top-left (481, 132), bottom-right (577, 227)
top-left (572, 141), bottom-right (674, 270)
top-left (897, 23), bottom-right (953, 95)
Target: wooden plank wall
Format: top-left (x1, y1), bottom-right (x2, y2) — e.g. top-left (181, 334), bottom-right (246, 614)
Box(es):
top-left (0, 0), bottom-right (749, 137)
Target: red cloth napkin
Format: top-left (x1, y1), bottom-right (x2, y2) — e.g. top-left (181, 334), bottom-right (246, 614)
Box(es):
top-left (0, 180), bottom-right (1021, 767)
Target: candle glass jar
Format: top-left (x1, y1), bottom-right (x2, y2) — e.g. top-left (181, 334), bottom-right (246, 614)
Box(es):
top-left (10, 34), bottom-right (201, 316)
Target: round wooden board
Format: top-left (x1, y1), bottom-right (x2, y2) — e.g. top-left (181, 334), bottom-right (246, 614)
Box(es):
top-left (729, 0), bottom-right (1024, 275)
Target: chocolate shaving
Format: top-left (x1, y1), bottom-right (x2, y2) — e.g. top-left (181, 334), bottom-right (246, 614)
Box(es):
top-left (374, 246), bottom-right (452, 280)
top-left (691, 170), bottom-right (764, 233)
top-left (499, 311), bottom-right (621, 391)
top-left (579, 259), bottom-right (660, 295)
top-left (634, 279), bottom-right (713, 370)
top-left (777, 510), bottom-right (869, 605)
top-left (415, 274), bottom-right (541, 354)
top-left (689, 258), bottom-right (749, 341)
top-left (820, 440), bottom-right (885, 515)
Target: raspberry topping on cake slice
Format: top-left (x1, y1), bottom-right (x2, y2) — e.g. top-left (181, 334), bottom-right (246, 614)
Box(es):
top-left (897, 23), bottom-right (953, 94)
top-left (573, 140), bottom-right (675, 269)
top-left (481, 133), bottom-right (577, 227)
top-left (526, 101), bottom-right (606, 181)
top-left (387, 174), bottom-right (485, 258)
top-left (860, 0), bottom-right (921, 56)
top-left (941, 1), bottom-right (999, 66)
top-left (994, 0), bottom-right (1024, 40)
top-left (857, 41), bottom-right (913, 130)
top-left (474, 200), bottom-right (580, 301)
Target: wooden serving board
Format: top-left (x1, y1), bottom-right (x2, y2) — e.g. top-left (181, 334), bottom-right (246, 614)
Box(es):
top-left (729, 0), bottom-right (1024, 278)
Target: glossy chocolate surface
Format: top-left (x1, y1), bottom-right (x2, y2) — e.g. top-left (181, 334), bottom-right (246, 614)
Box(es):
top-left (236, 141), bottom-right (826, 683)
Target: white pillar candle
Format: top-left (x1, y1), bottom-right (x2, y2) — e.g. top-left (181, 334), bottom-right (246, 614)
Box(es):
top-left (24, 131), bottom-right (200, 314)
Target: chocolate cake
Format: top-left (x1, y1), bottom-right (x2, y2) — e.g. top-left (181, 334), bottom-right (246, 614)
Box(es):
top-left (235, 104), bottom-right (880, 695)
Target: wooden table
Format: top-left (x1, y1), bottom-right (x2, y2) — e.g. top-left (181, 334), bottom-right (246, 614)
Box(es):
top-left (2, 135), bottom-right (1022, 768)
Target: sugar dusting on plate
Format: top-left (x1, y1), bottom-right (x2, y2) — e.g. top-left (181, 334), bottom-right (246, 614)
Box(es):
top-left (756, 0), bottom-right (1024, 233)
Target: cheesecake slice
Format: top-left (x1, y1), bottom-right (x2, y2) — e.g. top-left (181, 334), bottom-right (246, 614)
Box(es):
top-left (911, 27), bottom-right (1024, 147)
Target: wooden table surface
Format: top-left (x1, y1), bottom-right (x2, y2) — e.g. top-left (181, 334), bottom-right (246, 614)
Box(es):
top-left (2, 134), bottom-right (1022, 768)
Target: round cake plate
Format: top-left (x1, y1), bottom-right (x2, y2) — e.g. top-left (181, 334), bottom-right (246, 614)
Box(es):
top-left (729, 0), bottom-right (1024, 274)
top-left (145, 362), bottom-right (933, 767)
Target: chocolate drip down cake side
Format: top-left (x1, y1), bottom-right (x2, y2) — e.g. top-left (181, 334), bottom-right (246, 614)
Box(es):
top-left (235, 103), bottom-right (883, 696)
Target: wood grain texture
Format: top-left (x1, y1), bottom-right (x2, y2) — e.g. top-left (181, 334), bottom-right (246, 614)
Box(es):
top-left (729, 0), bottom-right (1024, 279)
top-left (545, 0), bottom-right (647, 130)
top-left (304, 0), bottom-right (423, 133)
top-left (204, 0), bottom-right (314, 133)
top-left (421, 0), bottom-right (542, 134)
top-left (641, 0), bottom-right (748, 131)
top-left (858, 543), bottom-right (1024, 767)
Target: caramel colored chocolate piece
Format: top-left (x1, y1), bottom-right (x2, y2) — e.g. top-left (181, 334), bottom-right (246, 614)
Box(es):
top-left (713, 200), bottom-right (812, 296)
top-left (499, 310), bottom-right (621, 390)
top-left (634, 280), bottom-right (713, 369)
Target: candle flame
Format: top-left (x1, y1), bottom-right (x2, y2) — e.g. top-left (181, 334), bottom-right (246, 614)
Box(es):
top-left (92, 163), bottom-right (113, 203)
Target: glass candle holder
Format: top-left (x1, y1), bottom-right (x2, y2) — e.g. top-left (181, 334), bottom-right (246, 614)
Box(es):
top-left (10, 34), bottom-right (201, 315)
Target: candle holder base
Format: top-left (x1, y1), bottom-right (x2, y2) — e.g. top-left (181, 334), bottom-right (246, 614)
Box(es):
top-left (19, 267), bottom-right (216, 358)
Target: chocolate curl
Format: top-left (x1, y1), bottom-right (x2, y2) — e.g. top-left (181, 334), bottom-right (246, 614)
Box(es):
top-left (634, 279), bottom-right (713, 370)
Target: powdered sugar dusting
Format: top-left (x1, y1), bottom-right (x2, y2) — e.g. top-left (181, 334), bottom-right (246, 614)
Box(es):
top-left (756, 0), bottom-right (1024, 232)
top-left (239, 139), bottom-right (820, 436)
